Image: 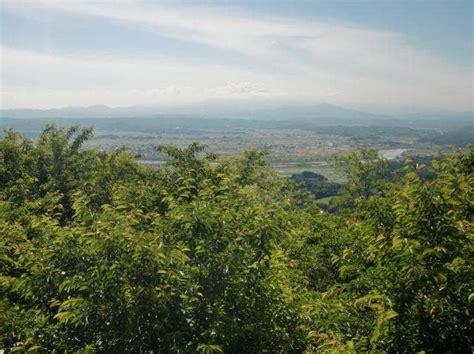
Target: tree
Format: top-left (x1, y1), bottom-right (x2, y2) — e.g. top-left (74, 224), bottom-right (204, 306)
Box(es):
top-left (1, 127), bottom-right (472, 352)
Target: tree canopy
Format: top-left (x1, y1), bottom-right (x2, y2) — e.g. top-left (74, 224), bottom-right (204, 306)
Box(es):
top-left (1, 125), bottom-right (472, 353)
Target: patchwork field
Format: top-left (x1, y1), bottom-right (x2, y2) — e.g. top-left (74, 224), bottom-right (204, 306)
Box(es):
top-left (1, 116), bottom-right (469, 182)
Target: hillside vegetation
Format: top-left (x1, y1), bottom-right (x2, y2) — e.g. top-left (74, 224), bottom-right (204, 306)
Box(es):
top-left (1, 125), bottom-right (472, 353)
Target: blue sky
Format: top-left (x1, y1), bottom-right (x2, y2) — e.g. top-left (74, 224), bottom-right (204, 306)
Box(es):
top-left (0, 0), bottom-right (472, 111)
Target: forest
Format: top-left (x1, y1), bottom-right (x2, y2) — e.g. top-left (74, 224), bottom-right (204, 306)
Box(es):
top-left (0, 125), bottom-right (472, 353)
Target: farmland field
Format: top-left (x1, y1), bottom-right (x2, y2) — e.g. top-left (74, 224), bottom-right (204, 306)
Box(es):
top-left (2, 116), bottom-right (468, 182)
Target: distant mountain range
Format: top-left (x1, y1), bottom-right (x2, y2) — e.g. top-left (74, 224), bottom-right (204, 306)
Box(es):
top-left (0, 102), bottom-right (388, 120)
top-left (1, 103), bottom-right (472, 129)
top-left (0, 104), bottom-right (122, 119)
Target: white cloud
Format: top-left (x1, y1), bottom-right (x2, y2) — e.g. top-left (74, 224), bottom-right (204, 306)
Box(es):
top-left (0, 46), bottom-right (278, 108)
top-left (1, 0), bottom-right (472, 111)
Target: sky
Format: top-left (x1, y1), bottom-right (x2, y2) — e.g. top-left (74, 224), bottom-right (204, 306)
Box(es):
top-left (0, 0), bottom-right (472, 112)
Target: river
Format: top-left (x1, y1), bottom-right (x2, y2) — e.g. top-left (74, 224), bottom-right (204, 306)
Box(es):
top-left (378, 149), bottom-right (411, 160)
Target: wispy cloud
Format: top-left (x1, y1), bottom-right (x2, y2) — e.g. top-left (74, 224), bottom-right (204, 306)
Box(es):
top-left (1, 0), bottom-right (472, 110)
top-left (0, 45), bottom-right (277, 108)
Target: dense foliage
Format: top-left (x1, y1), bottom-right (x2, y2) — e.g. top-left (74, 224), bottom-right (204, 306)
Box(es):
top-left (1, 125), bottom-right (472, 353)
top-left (290, 171), bottom-right (341, 200)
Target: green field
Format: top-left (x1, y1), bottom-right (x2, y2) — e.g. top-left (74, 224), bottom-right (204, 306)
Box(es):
top-left (1, 116), bottom-right (468, 182)
top-left (84, 126), bottom-right (443, 182)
